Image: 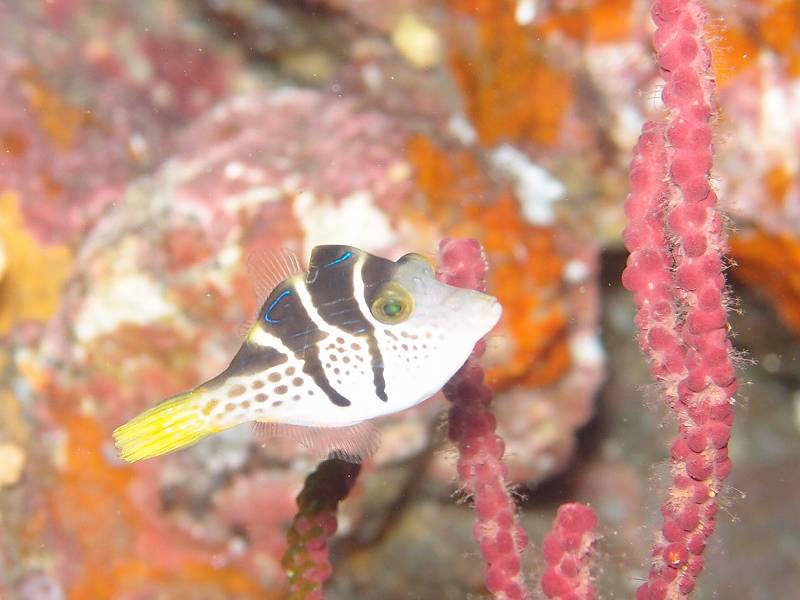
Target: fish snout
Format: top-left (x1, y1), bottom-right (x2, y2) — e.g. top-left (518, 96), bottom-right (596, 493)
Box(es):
top-left (452, 289), bottom-right (502, 335)
top-left (485, 295), bottom-right (503, 330)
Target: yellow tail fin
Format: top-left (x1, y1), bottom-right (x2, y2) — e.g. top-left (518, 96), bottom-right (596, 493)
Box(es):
top-left (113, 391), bottom-right (213, 462)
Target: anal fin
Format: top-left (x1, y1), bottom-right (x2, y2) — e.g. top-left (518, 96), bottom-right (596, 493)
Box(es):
top-left (251, 420), bottom-right (381, 464)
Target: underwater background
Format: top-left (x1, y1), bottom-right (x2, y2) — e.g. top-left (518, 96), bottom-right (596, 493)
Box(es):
top-left (0, 0), bottom-right (798, 598)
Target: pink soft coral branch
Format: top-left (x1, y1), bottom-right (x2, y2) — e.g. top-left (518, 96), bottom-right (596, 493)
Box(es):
top-left (437, 238), bottom-right (592, 600)
top-left (437, 239), bottom-right (599, 600)
top-left (622, 1), bottom-right (737, 597)
top-left (541, 503), bottom-right (598, 600)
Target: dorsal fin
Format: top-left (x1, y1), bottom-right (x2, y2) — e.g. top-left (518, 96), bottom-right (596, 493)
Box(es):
top-left (245, 247), bottom-right (305, 305)
top-left (251, 420), bottom-right (381, 464)
top-left (237, 321), bottom-right (254, 340)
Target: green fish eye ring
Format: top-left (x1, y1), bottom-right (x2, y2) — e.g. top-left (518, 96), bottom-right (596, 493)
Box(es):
top-left (371, 282), bottom-right (414, 324)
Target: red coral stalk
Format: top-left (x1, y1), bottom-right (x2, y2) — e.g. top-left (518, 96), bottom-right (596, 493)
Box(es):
top-left (282, 459), bottom-right (360, 600)
top-left (622, 1), bottom-right (737, 597)
top-left (436, 238), bottom-right (530, 600)
top-left (541, 503), bottom-right (598, 600)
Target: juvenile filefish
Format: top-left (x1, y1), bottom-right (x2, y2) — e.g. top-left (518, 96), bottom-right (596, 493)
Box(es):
top-left (113, 245), bottom-right (502, 463)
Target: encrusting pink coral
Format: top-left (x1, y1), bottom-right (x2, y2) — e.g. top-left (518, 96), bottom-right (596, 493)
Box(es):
top-left (621, 1), bottom-right (737, 597)
top-left (436, 238), bottom-right (531, 600)
top-left (541, 503), bottom-right (598, 600)
top-left (281, 459), bottom-right (361, 600)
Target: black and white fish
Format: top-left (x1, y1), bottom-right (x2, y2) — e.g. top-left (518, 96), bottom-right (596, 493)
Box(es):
top-left (113, 245), bottom-right (502, 463)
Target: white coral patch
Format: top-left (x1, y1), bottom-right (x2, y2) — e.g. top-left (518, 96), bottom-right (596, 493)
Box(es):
top-left (224, 161), bottom-right (246, 180)
top-left (223, 186), bottom-right (282, 211)
top-left (759, 54), bottom-right (800, 168)
top-left (75, 274), bottom-right (177, 342)
top-left (293, 190), bottom-right (398, 258)
top-left (490, 144), bottom-right (566, 226)
top-left (564, 259), bottom-right (590, 284)
top-left (515, 0), bottom-right (537, 25)
top-left (569, 332), bottom-right (605, 368)
top-left (615, 104), bottom-right (647, 151)
top-left (447, 113), bottom-right (477, 145)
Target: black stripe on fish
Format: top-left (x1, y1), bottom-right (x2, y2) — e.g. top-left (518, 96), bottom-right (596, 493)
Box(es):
top-left (259, 280), bottom-right (351, 407)
top-left (362, 252), bottom-right (404, 403)
top-left (225, 343), bottom-right (288, 378)
top-left (307, 246), bottom-right (389, 402)
top-left (306, 246), bottom-right (366, 334)
top-left (360, 252), bottom-right (401, 303)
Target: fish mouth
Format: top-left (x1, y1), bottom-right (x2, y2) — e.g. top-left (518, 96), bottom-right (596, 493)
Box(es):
top-left (488, 296), bottom-right (502, 316)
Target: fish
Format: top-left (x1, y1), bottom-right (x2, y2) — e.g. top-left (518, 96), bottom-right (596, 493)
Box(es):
top-left (112, 244), bottom-right (502, 463)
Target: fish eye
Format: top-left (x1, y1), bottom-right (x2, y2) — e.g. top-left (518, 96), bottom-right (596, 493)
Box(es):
top-left (370, 282), bottom-right (413, 324)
